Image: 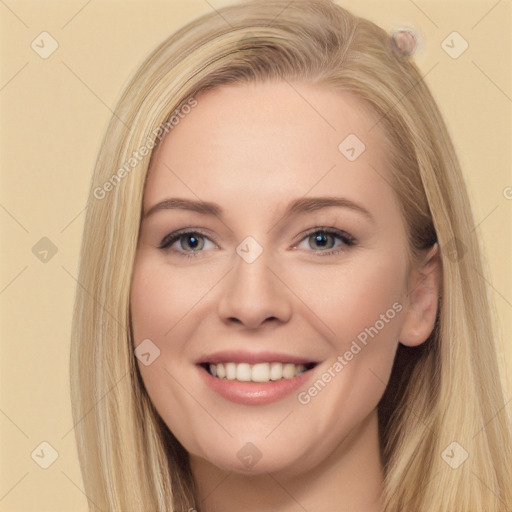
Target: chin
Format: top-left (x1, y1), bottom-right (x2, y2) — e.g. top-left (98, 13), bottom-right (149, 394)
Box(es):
top-left (188, 434), bottom-right (324, 478)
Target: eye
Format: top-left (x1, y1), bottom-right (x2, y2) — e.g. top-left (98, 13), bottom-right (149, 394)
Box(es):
top-left (294, 227), bottom-right (356, 255)
top-left (158, 226), bottom-right (356, 258)
top-left (158, 230), bottom-right (217, 256)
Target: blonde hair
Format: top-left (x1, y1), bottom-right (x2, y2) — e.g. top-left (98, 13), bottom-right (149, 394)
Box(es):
top-left (70, 1), bottom-right (512, 510)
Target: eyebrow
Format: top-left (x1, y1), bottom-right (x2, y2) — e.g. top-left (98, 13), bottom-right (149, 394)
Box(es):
top-left (143, 196), bottom-right (374, 223)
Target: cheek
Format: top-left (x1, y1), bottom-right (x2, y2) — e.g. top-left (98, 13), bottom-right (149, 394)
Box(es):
top-left (130, 255), bottom-right (211, 343)
top-left (291, 255), bottom-right (405, 424)
top-left (293, 252), bottom-right (406, 346)
top-left (130, 258), bottom-right (190, 402)
top-left (130, 263), bottom-right (171, 343)
top-left (130, 257), bottom-right (203, 451)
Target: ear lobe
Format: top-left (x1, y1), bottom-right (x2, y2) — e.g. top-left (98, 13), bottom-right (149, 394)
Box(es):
top-left (398, 243), bottom-right (441, 347)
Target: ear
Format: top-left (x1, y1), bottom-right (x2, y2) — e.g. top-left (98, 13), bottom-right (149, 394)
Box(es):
top-left (398, 243), bottom-right (441, 347)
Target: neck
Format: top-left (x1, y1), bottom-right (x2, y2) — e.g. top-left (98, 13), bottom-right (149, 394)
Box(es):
top-left (190, 409), bottom-right (384, 512)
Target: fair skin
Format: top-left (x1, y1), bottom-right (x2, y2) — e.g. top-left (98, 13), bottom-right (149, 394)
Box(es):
top-left (130, 81), bottom-right (440, 512)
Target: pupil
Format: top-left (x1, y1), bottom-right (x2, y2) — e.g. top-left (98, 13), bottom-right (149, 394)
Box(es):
top-left (185, 235), bottom-right (200, 250)
top-left (313, 232), bottom-right (329, 248)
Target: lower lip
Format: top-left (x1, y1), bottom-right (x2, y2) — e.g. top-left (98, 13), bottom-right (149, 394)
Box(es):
top-left (197, 365), bottom-right (315, 405)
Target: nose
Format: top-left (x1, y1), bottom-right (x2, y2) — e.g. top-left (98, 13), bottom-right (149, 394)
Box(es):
top-left (217, 248), bottom-right (293, 329)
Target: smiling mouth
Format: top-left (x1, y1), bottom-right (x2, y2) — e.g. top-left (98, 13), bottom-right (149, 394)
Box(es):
top-left (200, 361), bottom-right (317, 383)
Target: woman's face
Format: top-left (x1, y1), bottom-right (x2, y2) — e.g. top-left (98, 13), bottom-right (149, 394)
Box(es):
top-left (130, 81), bottom-right (439, 476)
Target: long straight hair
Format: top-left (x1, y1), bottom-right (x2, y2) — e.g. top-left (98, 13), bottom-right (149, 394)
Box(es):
top-left (70, 1), bottom-right (512, 510)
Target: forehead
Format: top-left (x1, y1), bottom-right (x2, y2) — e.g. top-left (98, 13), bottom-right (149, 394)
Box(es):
top-left (143, 81), bottom-right (396, 221)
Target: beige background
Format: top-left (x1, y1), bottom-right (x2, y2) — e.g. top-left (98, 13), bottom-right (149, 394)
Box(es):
top-left (1, 1), bottom-right (510, 510)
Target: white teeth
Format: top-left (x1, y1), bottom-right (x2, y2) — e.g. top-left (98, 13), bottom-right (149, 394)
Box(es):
top-left (282, 363), bottom-right (296, 379)
top-left (270, 362), bottom-right (282, 381)
top-left (251, 362), bottom-right (270, 382)
top-left (216, 363), bottom-right (226, 379)
top-left (236, 363), bottom-right (251, 382)
top-left (225, 362), bottom-right (236, 380)
top-left (207, 362), bottom-right (308, 382)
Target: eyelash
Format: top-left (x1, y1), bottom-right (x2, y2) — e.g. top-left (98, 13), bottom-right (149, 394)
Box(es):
top-left (158, 227), bottom-right (357, 259)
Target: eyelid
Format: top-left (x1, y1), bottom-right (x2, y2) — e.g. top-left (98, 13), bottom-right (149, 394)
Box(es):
top-left (158, 228), bottom-right (219, 250)
top-left (158, 226), bottom-right (357, 255)
top-left (292, 226), bottom-right (356, 247)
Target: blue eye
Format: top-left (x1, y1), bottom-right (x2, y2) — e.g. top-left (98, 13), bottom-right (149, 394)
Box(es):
top-left (158, 230), bottom-right (216, 257)
top-left (295, 228), bottom-right (356, 255)
top-left (158, 227), bottom-right (356, 258)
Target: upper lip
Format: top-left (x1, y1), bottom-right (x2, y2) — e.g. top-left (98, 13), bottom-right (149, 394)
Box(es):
top-left (196, 350), bottom-right (318, 366)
